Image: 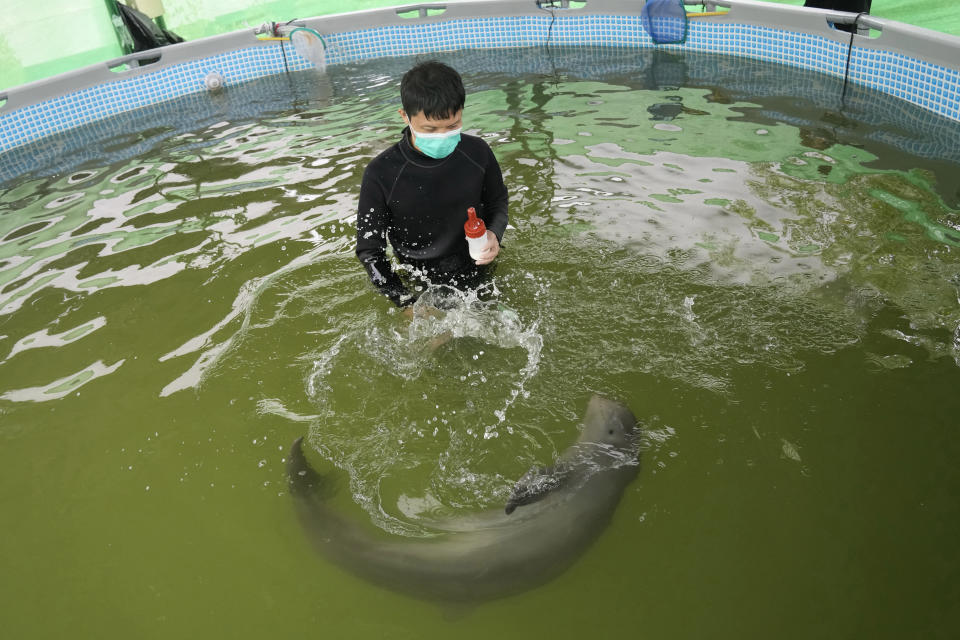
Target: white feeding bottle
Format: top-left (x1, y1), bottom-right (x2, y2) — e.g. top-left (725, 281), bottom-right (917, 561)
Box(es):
top-left (464, 207), bottom-right (487, 261)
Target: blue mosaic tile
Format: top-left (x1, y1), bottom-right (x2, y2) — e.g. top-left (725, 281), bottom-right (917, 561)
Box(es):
top-left (0, 42), bottom-right (312, 153)
top-left (1, 14), bottom-right (959, 156)
top-left (3, 44), bottom-right (959, 184)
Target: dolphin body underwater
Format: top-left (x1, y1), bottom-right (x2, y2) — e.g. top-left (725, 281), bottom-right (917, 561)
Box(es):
top-left (287, 395), bottom-right (639, 603)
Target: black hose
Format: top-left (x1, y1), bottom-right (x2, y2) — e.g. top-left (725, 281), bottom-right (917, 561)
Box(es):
top-left (840, 12), bottom-right (867, 104)
top-left (536, 0), bottom-right (559, 47)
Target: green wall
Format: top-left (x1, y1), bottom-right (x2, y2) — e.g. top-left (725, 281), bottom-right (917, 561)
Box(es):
top-left (1, 0), bottom-right (123, 91)
top-left (0, 0), bottom-right (405, 93)
top-left (1, 0), bottom-right (958, 93)
top-left (762, 0), bottom-right (960, 33)
top-left (162, 0), bottom-right (402, 41)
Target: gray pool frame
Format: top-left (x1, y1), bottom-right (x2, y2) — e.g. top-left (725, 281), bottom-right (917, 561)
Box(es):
top-left (0, 0), bottom-right (958, 160)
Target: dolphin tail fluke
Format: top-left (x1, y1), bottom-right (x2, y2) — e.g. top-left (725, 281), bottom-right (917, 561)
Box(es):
top-left (287, 436), bottom-right (326, 497)
top-left (286, 437), bottom-right (384, 565)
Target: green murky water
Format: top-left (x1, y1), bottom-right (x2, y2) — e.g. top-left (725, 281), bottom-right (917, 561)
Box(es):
top-left (2, 48), bottom-right (960, 638)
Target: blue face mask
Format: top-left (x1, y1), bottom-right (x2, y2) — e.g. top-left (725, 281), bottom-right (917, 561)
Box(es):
top-left (409, 125), bottom-right (461, 159)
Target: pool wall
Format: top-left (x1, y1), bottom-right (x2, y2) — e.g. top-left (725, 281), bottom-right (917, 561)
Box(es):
top-left (0, 0), bottom-right (958, 156)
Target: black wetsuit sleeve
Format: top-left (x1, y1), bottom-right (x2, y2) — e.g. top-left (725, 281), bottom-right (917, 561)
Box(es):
top-left (482, 144), bottom-right (509, 242)
top-left (355, 164), bottom-right (414, 307)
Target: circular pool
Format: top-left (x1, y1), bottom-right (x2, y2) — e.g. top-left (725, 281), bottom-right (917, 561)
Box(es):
top-left (2, 9), bottom-right (959, 639)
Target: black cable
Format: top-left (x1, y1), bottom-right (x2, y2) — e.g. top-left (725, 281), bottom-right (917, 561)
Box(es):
top-left (537, 0), bottom-right (559, 47)
top-left (534, 0), bottom-right (562, 86)
top-left (271, 20), bottom-right (295, 76)
top-left (280, 39), bottom-right (290, 74)
top-left (840, 12), bottom-right (866, 105)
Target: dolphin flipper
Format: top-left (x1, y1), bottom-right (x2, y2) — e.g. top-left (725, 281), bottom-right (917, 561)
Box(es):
top-left (504, 463), bottom-right (571, 515)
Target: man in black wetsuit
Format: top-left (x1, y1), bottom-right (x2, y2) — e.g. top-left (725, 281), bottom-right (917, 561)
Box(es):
top-left (355, 61), bottom-right (509, 307)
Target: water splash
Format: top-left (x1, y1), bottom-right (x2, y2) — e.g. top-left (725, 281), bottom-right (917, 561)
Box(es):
top-left (405, 284), bottom-right (543, 438)
top-left (301, 281), bottom-right (548, 533)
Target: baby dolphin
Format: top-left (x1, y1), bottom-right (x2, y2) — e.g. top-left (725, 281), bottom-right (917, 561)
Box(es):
top-left (287, 395), bottom-right (639, 603)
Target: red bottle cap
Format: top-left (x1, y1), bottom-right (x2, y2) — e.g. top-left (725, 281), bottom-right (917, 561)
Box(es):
top-left (464, 207), bottom-right (486, 239)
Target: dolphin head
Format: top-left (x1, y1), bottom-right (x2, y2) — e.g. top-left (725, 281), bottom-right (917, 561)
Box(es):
top-left (579, 395), bottom-right (637, 450)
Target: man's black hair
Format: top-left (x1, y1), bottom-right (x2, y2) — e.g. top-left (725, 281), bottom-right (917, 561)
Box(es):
top-left (400, 61), bottom-right (465, 120)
